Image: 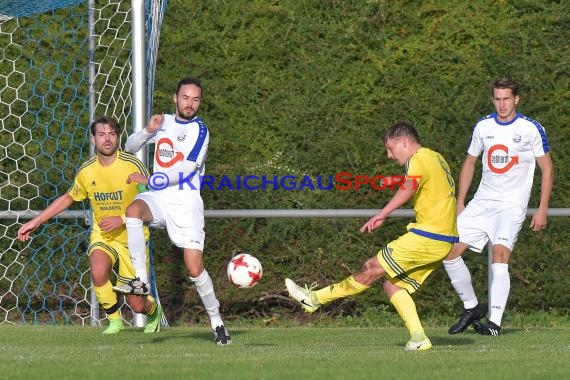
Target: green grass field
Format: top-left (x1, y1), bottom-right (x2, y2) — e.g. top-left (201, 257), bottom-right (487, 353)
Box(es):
top-left (1, 325), bottom-right (569, 380)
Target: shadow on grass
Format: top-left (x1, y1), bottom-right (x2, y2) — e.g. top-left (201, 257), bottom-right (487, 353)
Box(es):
top-left (125, 327), bottom-right (254, 344)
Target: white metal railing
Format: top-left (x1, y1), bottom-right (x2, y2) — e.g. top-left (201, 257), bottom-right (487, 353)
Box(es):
top-left (4, 207), bottom-right (568, 317)
top-left (3, 207), bottom-right (569, 220)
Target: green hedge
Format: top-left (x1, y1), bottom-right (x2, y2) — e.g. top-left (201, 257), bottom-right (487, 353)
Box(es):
top-left (146, 0), bottom-right (570, 324)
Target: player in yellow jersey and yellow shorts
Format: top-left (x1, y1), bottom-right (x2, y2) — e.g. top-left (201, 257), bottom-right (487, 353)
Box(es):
top-left (17, 116), bottom-right (162, 334)
top-left (286, 121), bottom-right (458, 351)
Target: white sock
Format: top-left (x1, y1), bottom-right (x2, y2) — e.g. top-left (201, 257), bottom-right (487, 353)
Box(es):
top-left (125, 217), bottom-right (149, 284)
top-left (489, 263), bottom-right (510, 326)
top-left (190, 270), bottom-right (223, 329)
top-left (443, 257), bottom-right (479, 309)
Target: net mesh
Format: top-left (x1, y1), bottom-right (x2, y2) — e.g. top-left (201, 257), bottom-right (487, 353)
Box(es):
top-left (0, 0), bottom-right (168, 326)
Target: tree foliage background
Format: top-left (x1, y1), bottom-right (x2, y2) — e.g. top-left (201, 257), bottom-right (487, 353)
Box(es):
top-left (2, 0), bottom-right (567, 326)
top-left (141, 0), bottom-right (570, 324)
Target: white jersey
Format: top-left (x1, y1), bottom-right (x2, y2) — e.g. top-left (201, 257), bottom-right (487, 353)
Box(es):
top-left (126, 114), bottom-right (209, 206)
top-left (467, 112), bottom-right (550, 208)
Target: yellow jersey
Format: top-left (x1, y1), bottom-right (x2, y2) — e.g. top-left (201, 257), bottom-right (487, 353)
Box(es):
top-left (68, 151), bottom-right (149, 245)
top-left (405, 147), bottom-right (458, 242)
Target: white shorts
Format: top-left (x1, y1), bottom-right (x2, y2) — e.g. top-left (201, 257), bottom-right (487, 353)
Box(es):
top-left (458, 199), bottom-right (526, 253)
top-left (136, 191), bottom-right (205, 251)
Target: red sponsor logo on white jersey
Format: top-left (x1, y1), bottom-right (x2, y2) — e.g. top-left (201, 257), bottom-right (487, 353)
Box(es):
top-left (155, 137), bottom-right (184, 168)
top-left (487, 144), bottom-right (519, 174)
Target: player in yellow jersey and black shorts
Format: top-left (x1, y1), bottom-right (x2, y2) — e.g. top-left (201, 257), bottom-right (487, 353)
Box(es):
top-left (17, 116), bottom-right (163, 334)
top-left (286, 121), bottom-right (458, 351)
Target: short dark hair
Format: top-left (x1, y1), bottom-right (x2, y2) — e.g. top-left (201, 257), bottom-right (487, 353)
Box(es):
top-left (384, 121), bottom-right (420, 145)
top-left (175, 77), bottom-right (202, 96)
top-left (491, 77), bottom-right (520, 97)
top-left (90, 115), bottom-right (120, 136)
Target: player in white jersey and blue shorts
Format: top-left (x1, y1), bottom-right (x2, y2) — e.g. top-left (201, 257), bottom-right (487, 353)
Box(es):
top-left (443, 78), bottom-right (554, 336)
top-left (114, 77), bottom-right (231, 345)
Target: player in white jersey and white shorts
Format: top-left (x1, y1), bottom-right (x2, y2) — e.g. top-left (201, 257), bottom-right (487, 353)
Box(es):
top-left (443, 78), bottom-right (553, 336)
top-left (114, 77), bottom-right (231, 345)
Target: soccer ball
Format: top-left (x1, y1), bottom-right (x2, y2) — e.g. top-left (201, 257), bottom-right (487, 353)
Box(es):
top-left (227, 253), bottom-right (263, 288)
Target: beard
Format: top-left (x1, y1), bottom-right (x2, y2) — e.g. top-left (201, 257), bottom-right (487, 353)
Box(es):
top-left (177, 106), bottom-right (196, 121)
top-left (96, 143), bottom-right (118, 157)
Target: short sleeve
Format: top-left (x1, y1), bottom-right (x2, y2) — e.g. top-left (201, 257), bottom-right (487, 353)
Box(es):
top-left (68, 171), bottom-right (87, 202)
top-left (466, 123), bottom-right (484, 157)
top-left (406, 153), bottom-right (428, 189)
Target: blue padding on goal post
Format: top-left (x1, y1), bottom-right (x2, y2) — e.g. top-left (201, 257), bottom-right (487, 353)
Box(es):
top-left (148, 238), bottom-right (169, 327)
top-left (148, 238), bottom-right (159, 299)
top-left (0, 0), bottom-right (85, 18)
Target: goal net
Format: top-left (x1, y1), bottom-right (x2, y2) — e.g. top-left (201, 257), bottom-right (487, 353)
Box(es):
top-left (0, 0), bottom-right (168, 326)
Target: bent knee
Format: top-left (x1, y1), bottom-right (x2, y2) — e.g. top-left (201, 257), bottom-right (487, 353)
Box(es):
top-left (383, 280), bottom-right (405, 299)
top-left (361, 257), bottom-right (385, 278)
top-left (126, 199), bottom-right (148, 218)
top-left (446, 242), bottom-right (468, 260)
top-left (491, 245), bottom-right (511, 263)
top-left (127, 297), bottom-right (146, 313)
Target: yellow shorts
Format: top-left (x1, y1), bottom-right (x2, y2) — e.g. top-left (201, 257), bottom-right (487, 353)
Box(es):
top-left (88, 233), bottom-right (149, 286)
top-left (377, 232), bottom-right (452, 294)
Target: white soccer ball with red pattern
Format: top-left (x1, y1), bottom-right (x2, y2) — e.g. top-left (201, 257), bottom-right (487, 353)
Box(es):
top-left (227, 253), bottom-right (263, 288)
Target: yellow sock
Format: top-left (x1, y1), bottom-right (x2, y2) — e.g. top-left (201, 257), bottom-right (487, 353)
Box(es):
top-left (389, 289), bottom-right (424, 338)
top-left (94, 280), bottom-right (120, 319)
top-left (314, 276), bottom-right (370, 305)
top-left (145, 296), bottom-right (157, 317)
